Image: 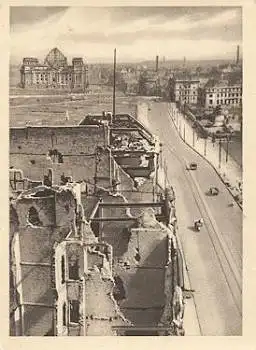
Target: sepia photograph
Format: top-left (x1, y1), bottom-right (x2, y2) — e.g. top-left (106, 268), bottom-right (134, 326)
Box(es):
top-left (9, 6), bottom-right (242, 336)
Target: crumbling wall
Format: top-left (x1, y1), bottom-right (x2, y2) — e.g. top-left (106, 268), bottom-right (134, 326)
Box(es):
top-left (11, 226), bottom-right (54, 336)
top-left (116, 163), bottom-right (135, 199)
top-left (55, 188), bottom-right (77, 233)
top-left (10, 126), bottom-right (106, 154)
top-left (95, 148), bottom-right (112, 189)
top-left (10, 126), bottom-right (108, 186)
top-left (15, 196), bottom-right (55, 227)
top-left (10, 185), bottom-right (81, 336)
top-left (55, 239), bottom-right (128, 336)
top-left (81, 194), bottom-right (98, 219)
top-left (83, 268), bottom-right (131, 336)
top-left (112, 211), bottom-right (168, 326)
top-left (55, 241), bottom-right (68, 336)
top-left (10, 154), bottom-right (96, 185)
top-left (131, 177), bottom-right (155, 202)
top-left (114, 155), bottom-right (142, 167)
top-left (158, 221), bottom-right (185, 335)
top-left (94, 192), bottom-right (134, 258)
top-left (10, 150), bottom-right (112, 189)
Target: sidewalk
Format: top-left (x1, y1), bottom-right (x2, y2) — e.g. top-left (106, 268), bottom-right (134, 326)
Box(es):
top-left (168, 103), bottom-right (242, 208)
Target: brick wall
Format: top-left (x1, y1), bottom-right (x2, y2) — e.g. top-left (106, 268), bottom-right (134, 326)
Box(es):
top-left (96, 193), bottom-right (133, 258)
top-left (16, 197), bottom-right (55, 227)
top-left (116, 164), bottom-right (135, 201)
top-left (22, 305), bottom-right (54, 336)
top-left (10, 126), bottom-right (106, 155)
top-left (10, 186), bottom-right (81, 335)
top-left (10, 145), bottom-right (112, 188)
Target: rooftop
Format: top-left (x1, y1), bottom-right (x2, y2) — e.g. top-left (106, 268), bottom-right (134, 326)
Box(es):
top-left (171, 72), bottom-right (200, 82)
top-left (205, 79), bottom-right (242, 89)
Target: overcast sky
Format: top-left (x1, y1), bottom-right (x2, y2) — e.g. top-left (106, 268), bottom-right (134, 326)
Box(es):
top-left (10, 6), bottom-right (242, 63)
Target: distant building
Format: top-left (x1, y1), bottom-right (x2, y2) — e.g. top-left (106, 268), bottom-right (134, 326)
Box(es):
top-left (138, 71), bottom-right (160, 96)
top-left (20, 48), bottom-right (89, 91)
top-left (168, 74), bottom-right (200, 105)
top-left (204, 80), bottom-right (242, 108)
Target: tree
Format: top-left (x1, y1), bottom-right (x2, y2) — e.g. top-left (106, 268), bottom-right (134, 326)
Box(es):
top-left (138, 73), bottom-right (147, 95)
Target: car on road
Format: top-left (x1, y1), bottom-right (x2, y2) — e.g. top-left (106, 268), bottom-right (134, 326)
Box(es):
top-left (209, 187), bottom-right (219, 196)
top-left (186, 162), bottom-right (197, 170)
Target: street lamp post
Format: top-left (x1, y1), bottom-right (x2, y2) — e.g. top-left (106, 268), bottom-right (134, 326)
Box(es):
top-left (226, 135), bottom-right (230, 163)
top-left (218, 139), bottom-right (222, 168)
top-left (204, 138), bottom-right (207, 156)
top-left (164, 158), bottom-right (167, 190)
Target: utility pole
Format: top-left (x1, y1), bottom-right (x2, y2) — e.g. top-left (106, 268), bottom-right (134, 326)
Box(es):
top-left (164, 159), bottom-right (167, 190)
top-left (109, 148), bottom-right (112, 189)
top-left (112, 48), bottom-right (116, 124)
top-left (193, 129), bottom-right (195, 147)
top-left (204, 138), bottom-right (207, 156)
top-left (226, 136), bottom-right (229, 163)
top-left (218, 139), bottom-right (222, 168)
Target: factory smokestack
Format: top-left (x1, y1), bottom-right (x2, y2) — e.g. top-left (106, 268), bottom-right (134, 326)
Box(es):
top-left (156, 55), bottom-right (159, 72)
top-left (236, 45), bottom-right (240, 65)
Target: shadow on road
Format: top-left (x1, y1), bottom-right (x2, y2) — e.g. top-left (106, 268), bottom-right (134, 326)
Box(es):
top-left (187, 225), bottom-right (198, 233)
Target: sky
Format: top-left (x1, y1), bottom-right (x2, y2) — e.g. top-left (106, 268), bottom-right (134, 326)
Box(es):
top-left (10, 6), bottom-right (242, 64)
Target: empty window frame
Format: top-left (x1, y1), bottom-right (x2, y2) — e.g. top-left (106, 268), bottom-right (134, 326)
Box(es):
top-left (69, 300), bottom-right (80, 323)
top-left (68, 257), bottom-right (79, 280)
top-left (61, 255), bottom-right (65, 284)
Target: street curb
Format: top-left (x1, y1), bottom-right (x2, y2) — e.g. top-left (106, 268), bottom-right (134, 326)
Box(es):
top-left (168, 109), bottom-right (243, 211)
top-left (174, 229), bottom-right (201, 335)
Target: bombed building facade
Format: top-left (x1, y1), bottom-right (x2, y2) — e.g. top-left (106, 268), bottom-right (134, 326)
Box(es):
top-left (9, 112), bottom-right (187, 336)
top-left (20, 48), bottom-right (89, 91)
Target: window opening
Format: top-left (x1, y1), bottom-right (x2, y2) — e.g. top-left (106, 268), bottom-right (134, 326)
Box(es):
top-left (69, 300), bottom-right (80, 323)
top-left (28, 207), bottom-right (42, 226)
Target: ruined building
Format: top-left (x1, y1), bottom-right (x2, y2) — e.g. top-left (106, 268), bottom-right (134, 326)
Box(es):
top-left (9, 112), bottom-right (186, 336)
top-left (20, 48), bottom-right (88, 91)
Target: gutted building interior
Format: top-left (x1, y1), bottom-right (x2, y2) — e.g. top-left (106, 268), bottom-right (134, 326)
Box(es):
top-left (9, 112), bottom-right (186, 336)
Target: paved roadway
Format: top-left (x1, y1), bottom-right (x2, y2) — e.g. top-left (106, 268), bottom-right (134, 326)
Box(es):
top-left (146, 101), bottom-right (242, 335)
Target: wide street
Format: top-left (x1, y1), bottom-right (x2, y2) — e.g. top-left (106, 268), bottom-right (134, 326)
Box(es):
top-left (145, 101), bottom-right (242, 335)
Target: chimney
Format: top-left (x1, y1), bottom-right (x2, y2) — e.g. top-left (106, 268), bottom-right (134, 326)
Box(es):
top-left (156, 55), bottom-right (159, 72)
top-left (236, 45), bottom-right (240, 65)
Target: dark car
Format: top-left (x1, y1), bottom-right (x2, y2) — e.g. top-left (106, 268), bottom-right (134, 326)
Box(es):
top-left (187, 162), bottom-right (197, 170)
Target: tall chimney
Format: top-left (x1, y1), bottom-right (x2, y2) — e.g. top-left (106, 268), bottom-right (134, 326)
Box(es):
top-left (156, 55), bottom-right (159, 72)
top-left (236, 45), bottom-right (240, 65)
